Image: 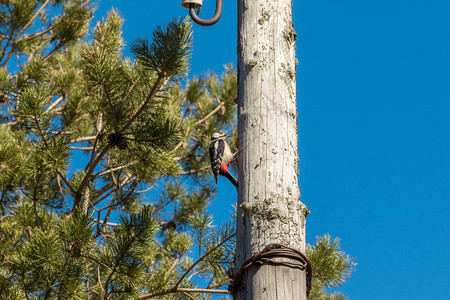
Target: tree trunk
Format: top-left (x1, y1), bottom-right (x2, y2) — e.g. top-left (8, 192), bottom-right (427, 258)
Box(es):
top-left (235, 0), bottom-right (309, 299)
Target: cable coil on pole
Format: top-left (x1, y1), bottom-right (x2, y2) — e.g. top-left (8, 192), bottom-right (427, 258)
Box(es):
top-left (228, 244), bottom-right (312, 296)
top-left (181, 0), bottom-right (223, 26)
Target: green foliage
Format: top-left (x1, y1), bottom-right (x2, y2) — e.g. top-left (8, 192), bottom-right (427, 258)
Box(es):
top-left (0, 2), bottom-right (355, 299)
top-left (307, 235), bottom-right (357, 300)
top-left (0, 3), bottom-right (238, 298)
top-left (3, 205), bottom-right (94, 298)
top-left (98, 206), bottom-right (159, 297)
top-left (131, 18), bottom-right (192, 78)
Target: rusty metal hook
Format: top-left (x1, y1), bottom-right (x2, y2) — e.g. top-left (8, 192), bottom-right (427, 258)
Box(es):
top-left (189, 0), bottom-right (223, 26)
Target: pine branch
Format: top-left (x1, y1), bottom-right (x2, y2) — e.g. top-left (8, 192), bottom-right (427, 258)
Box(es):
top-left (0, 5), bottom-right (15, 63)
top-left (69, 136), bottom-right (96, 143)
top-left (103, 237), bottom-right (139, 295)
top-left (18, 0), bottom-right (92, 43)
top-left (72, 146), bottom-right (110, 212)
top-left (16, 0), bottom-right (51, 40)
top-left (44, 96), bottom-right (64, 113)
top-left (97, 180), bottom-right (139, 236)
top-left (87, 113), bottom-right (103, 174)
top-left (0, 155), bottom-right (15, 175)
top-left (194, 97), bottom-right (226, 127)
top-left (177, 165), bottom-right (210, 175)
top-left (56, 175), bottom-right (71, 210)
top-left (32, 112), bottom-right (76, 195)
top-left (94, 182), bottom-right (114, 200)
top-left (18, 22), bottom-right (61, 42)
top-left (167, 256), bottom-right (181, 275)
top-left (98, 70), bottom-right (119, 132)
top-left (42, 42), bottom-right (65, 62)
top-left (56, 169), bottom-right (76, 195)
top-left (182, 292), bottom-right (195, 300)
top-left (93, 160), bottom-right (139, 179)
top-left (172, 232), bottom-right (236, 290)
top-left (171, 96), bottom-right (231, 154)
top-left (138, 288), bottom-right (230, 299)
top-left (42, 25), bottom-right (91, 63)
top-left (33, 195), bottom-right (43, 231)
top-left (69, 146), bottom-right (94, 150)
top-left (80, 254), bottom-right (111, 270)
top-left (4, 120), bottom-right (18, 126)
top-left (1, 0), bottom-right (51, 67)
top-left (187, 268), bottom-right (208, 281)
top-left (73, 73), bottom-right (165, 213)
top-left (307, 234), bottom-right (356, 296)
top-left (118, 75), bottom-right (164, 134)
top-left (208, 279), bottom-right (232, 289)
top-left (103, 207), bottom-right (155, 297)
top-left (122, 74), bottom-right (142, 102)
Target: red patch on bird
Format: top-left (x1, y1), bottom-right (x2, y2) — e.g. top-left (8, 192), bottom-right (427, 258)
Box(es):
top-left (220, 164), bottom-right (229, 173)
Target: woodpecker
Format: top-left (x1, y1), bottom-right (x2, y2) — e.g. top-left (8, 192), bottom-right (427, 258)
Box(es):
top-left (209, 131), bottom-right (238, 188)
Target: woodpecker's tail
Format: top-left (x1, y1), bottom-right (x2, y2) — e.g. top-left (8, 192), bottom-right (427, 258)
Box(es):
top-left (214, 174), bottom-right (218, 184)
top-left (220, 171), bottom-right (238, 189)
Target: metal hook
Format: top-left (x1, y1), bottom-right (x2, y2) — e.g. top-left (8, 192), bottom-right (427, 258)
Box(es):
top-left (189, 0), bottom-right (223, 26)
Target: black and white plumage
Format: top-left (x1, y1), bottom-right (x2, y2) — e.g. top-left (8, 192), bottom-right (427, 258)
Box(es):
top-left (209, 131), bottom-right (237, 188)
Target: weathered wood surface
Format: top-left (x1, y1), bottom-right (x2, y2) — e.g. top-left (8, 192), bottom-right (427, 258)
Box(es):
top-left (235, 0), bottom-right (308, 298)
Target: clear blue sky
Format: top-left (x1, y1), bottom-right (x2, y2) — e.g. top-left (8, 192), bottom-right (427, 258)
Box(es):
top-left (94, 1), bottom-right (450, 299)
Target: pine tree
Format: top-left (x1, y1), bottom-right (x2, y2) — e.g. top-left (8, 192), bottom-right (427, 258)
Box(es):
top-left (0, 2), bottom-right (355, 299)
top-left (307, 235), bottom-right (356, 300)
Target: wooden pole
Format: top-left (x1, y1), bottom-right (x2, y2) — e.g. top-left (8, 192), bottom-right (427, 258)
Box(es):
top-left (235, 0), bottom-right (309, 298)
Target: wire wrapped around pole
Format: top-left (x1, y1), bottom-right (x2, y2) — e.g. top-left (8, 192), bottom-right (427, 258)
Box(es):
top-left (228, 243), bottom-right (312, 296)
